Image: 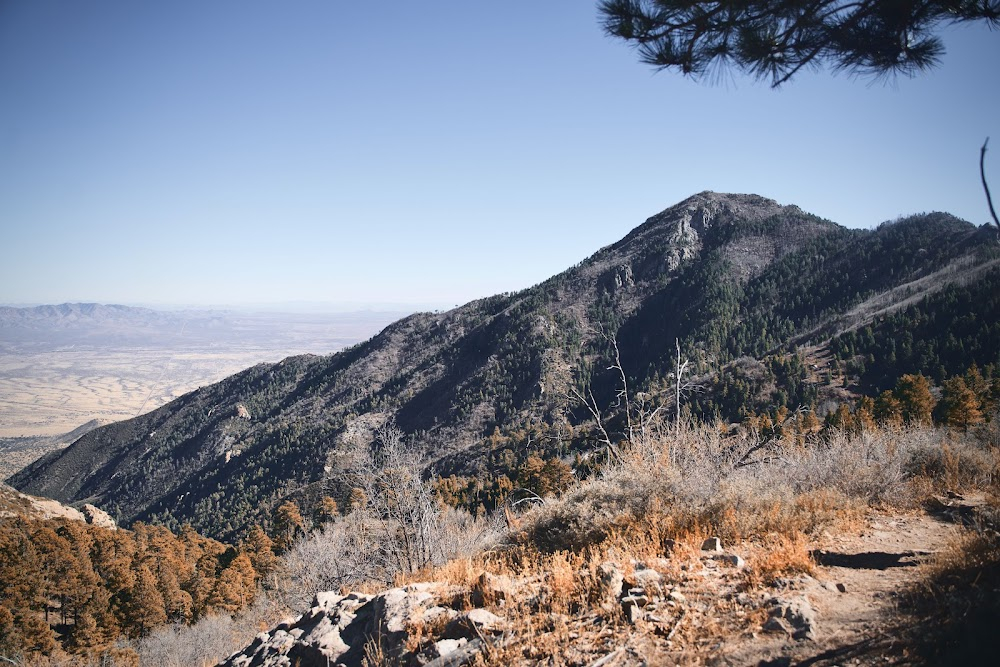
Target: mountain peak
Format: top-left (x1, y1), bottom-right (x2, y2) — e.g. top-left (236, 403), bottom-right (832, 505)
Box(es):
top-left (12, 194), bottom-right (997, 541)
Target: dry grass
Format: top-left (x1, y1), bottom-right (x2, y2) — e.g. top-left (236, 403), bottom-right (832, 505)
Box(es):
top-left (188, 419), bottom-right (1000, 666)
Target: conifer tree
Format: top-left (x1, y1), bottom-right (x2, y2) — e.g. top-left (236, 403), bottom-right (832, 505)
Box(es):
top-left (941, 376), bottom-right (984, 430)
top-left (272, 501), bottom-right (305, 553)
top-left (315, 496), bottom-right (340, 527)
top-left (895, 374), bottom-right (936, 425)
top-left (121, 564), bottom-right (166, 637)
top-left (600, 1), bottom-right (1000, 87)
top-left (241, 526), bottom-right (280, 584)
top-left (874, 389), bottom-right (903, 425)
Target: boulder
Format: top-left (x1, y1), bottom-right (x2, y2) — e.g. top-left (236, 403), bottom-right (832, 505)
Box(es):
top-left (221, 585), bottom-right (453, 667)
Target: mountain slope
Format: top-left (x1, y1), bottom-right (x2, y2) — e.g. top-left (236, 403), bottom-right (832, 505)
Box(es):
top-left (11, 192), bottom-right (998, 540)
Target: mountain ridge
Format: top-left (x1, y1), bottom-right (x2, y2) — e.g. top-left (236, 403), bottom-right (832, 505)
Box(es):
top-left (10, 192), bottom-right (999, 540)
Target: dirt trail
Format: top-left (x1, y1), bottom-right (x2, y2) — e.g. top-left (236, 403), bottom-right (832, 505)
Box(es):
top-left (720, 502), bottom-right (975, 666)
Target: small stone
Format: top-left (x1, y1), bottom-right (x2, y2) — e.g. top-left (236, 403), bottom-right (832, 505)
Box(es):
top-left (621, 598), bottom-right (644, 624)
top-left (668, 590), bottom-right (687, 604)
top-left (715, 553), bottom-right (745, 568)
top-left (836, 583), bottom-right (847, 593)
top-left (702, 537), bottom-right (723, 552)
top-left (634, 568), bottom-right (664, 591)
top-left (429, 638), bottom-right (467, 659)
top-left (422, 606), bottom-right (458, 625)
top-left (621, 594), bottom-right (649, 608)
top-left (464, 608), bottom-right (503, 630)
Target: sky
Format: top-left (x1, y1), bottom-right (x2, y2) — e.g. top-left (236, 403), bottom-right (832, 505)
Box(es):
top-left (1, 1), bottom-right (998, 311)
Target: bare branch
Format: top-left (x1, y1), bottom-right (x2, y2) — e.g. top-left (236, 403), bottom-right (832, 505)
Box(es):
top-left (982, 137), bottom-right (1000, 233)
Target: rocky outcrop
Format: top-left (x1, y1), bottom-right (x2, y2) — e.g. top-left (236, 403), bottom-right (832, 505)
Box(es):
top-left (81, 503), bottom-right (117, 530)
top-left (221, 583), bottom-right (505, 667)
top-left (0, 484), bottom-right (115, 529)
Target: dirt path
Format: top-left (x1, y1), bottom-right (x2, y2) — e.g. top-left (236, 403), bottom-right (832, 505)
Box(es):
top-left (719, 503), bottom-right (974, 666)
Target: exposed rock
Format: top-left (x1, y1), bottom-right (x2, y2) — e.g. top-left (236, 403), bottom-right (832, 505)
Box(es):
top-left (763, 616), bottom-right (791, 635)
top-left (621, 597), bottom-right (644, 624)
top-left (422, 638), bottom-right (484, 667)
top-left (471, 571), bottom-right (510, 606)
top-left (220, 585), bottom-right (480, 667)
top-left (235, 403), bottom-right (251, 420)
top-left (767, 596), bottom-right (817, 641)
top-left (633, 565), bottom-right (664, 590)
top-left (81, 503), bottom-right (117, 530)
top-left (701, 537), bottom-right (723, 552)
top-left (443, 609), bottom-right (505, 640)
top-left (715, 553), bottom-right (745, 568)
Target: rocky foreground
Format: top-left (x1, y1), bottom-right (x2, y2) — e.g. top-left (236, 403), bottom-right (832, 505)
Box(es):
top-left (218, 512), bottom-right (966, 667)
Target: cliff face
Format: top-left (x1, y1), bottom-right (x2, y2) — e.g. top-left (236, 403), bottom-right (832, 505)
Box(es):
top-left (12, 192), bottom-right (998, 540)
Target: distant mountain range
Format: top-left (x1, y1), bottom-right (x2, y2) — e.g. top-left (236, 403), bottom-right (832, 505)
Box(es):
top-left (11, 192), bottom-right (999, 540)
top-left (0, 302), bottom-right (405, 351)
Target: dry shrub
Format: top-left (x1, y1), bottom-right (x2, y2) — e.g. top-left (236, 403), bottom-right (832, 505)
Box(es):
top-left (134, 594), bottom-right (285, 667)
top-left (907, 433), bottom-right (999, 493)
top-left (518, 421), bottom-right (883, 555)
top-left (743, 533), bottom-right (815, 588)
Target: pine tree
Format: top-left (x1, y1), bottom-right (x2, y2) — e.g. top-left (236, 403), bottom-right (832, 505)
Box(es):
top-left (272, 501), bottom-right (305, 553)
top-left (941, 376), bottom-right (984, 430)
top-left (121, 564), bottom-right (166, 637)
top-left (314, 496), bottom-right (340, 527)
top-left (874, 390), bottom-right (903, 425)
top-left (855, 396), bottom-right (877, 432)
top-left (241, 526), bottom-right (280, 584)
top-left (895, 374), bottom-right (936, 425)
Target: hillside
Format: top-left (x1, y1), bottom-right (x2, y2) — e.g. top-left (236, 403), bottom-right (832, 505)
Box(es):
top-left (10, 192), bottom-right (999, 541)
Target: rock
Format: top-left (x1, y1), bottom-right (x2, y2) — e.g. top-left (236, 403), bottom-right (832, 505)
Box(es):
top-left (443, 609), bottom-right (505, 640)
top-left (701, 537), bottom-right (723, 552)
top-left (422, 606), bottom-right (458, 625)
top-left (668, 590), bottom-right (687, 604)
top-left (81, 503), bottom-right (117, 530)
top-left (235, 403), bottom-right (251, 419)
top-left (422, 638), bottom-right (484, 667)
top-left (633, 567), bottom-right (664, 592)
top-left (427, 638), bottom-right (467, 659)
top-left (621, 597), bottom-right (644, 624)
top-left (767, 596), bottom-right (817, 641)
top-left (621, 594), bottom-right (649, 608)
top-left (597, 562), bottom-right (624, 602)
top-left (836, 583), bottom-right (847, 594)
top-left (471, 572), bottom-right (510, 606)
top-left (222, 585), bottom-right (442, 667)
top-left (715, 553), bottom-right (745, 568)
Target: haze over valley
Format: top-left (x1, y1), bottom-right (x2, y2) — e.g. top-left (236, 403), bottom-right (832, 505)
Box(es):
top-left (0, 304), bottom-right (405, 476)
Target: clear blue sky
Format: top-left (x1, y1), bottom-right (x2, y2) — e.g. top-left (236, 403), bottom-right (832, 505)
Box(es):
top-left (1, 1), bottom-right (998, 310)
